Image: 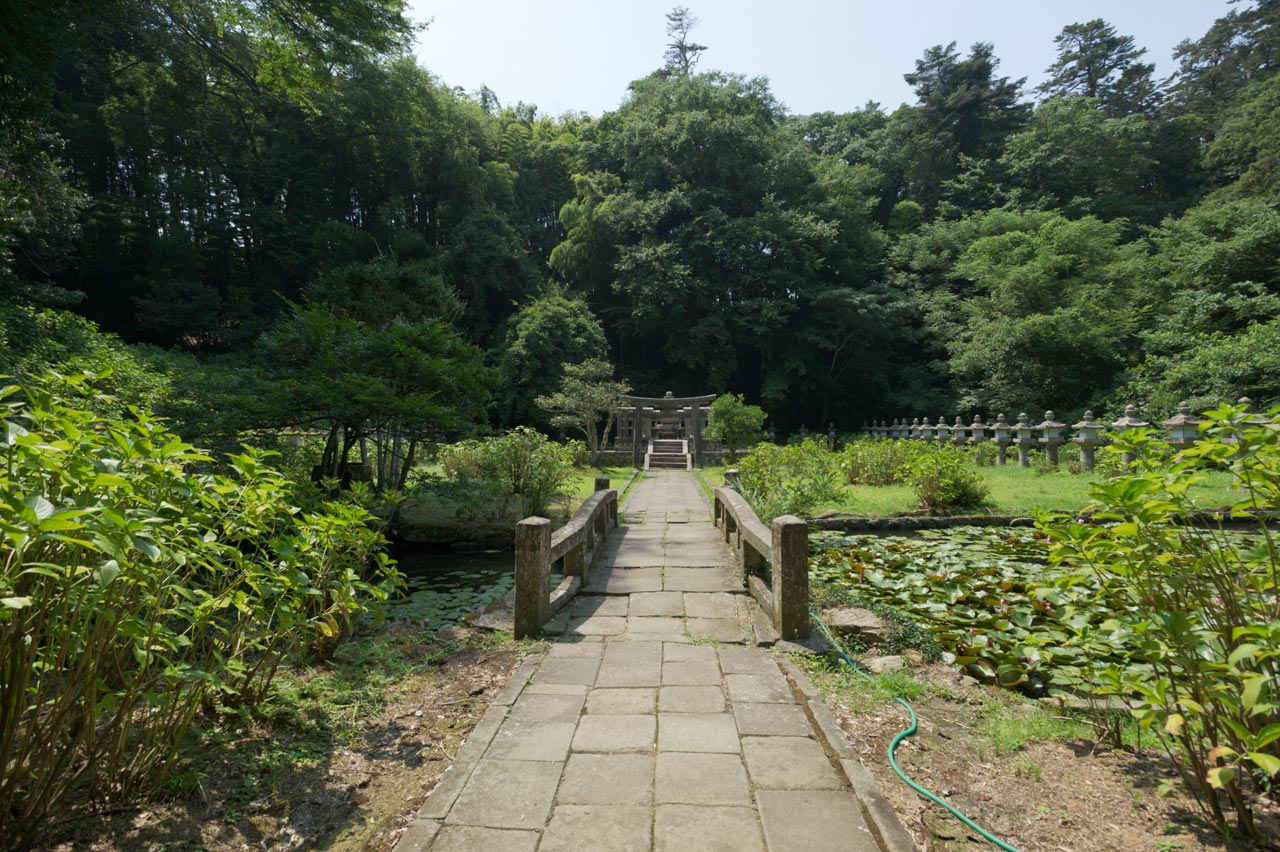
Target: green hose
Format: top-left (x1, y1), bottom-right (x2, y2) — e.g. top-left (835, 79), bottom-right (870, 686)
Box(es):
top-left (810, 612), bottom-right (1027, 852)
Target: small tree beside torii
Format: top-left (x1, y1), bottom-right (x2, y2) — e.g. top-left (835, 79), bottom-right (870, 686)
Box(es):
top-left (536, 358), bottom-right (632, 465)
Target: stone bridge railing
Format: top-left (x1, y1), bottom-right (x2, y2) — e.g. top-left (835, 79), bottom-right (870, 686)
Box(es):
top-left (514, 478), bottom-right (618, 639)
top-left (712, 487), bottom-right (808, 640)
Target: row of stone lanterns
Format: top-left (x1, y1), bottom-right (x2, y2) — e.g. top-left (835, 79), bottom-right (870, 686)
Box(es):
top-left (863, 402), bottom-right (1221, 471)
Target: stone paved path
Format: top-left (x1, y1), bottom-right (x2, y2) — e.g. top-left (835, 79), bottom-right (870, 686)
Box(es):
top-left (395, 471), bottom-right (911, 852)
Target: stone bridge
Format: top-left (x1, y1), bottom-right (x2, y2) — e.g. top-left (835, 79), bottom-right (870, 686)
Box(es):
top-left (393, 470), bottom-right (915, 852)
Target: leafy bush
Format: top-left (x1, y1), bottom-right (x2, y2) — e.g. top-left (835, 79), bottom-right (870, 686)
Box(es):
top-left (735, 439), bottom-right (842, 519)
top-left (903, 447), bottom-right (990, 513)
top-left (437, 427), bottom-right (575, 516)
top-left (0, 376), bottom-right (399, 847)
top-left (970, 440), bottom-right (1000, 467)
top-left (438, 438), bottom-right (485, 480)
top-left (840, 437), bottom-right (928, 485)
top-left (1040, 406), bottom-right (1280, 845)
top-left (703, 393), bottom-right (766, 462)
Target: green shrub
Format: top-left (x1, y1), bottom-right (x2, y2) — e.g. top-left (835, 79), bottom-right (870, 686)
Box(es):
top-left (438, 438), bottom-right (485, 480)
top-left (736, 439), bottom-right (841, 519)
top-left (0, 376), bottom-right (398, 848)
top-left (437, 427), bottom-right (575, 516)
top-left (840, 437), bottom-right (928, 485)
top-left (903, 447), bottom-right (990, 513)
top-left (970, 440), bottom-right (1000, 467)
top-left (1039, 406), bottom-right (1280, 845)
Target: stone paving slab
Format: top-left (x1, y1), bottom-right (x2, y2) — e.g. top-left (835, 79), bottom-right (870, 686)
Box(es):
top-left (756, 790), bottom-right (881, 852)
top-left (398, 470), bottom-right (911, 852)
top-left (655, 805), bottom-right (766, 852)
top-left (659, 712), bottom-right (740, 753)
top-left (655, 751), bottom-right (752, 805)
top-left (659, 685), bottom-right (726, 713)
top-left (444, 759), bottom-right (561, 829)
top-left (539, 805), bottom-right (652, 852)
top-left (557, 753), bottom-right (654, 805)
top-left (629, 591), bottom-right (684, 616)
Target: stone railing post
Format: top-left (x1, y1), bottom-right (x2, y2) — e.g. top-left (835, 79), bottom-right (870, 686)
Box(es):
top-left (514, 518), bottom-right (552, 639)
top-left (1013, 413), bottom-right (1035, 467)
top-left (1111, 404), bottom-right (1149, 466)
top-left (992, 413), bottom-right (1011, 465)
top-left (1038, 410), bottom-right (1066, 466)
top-left (771, 515), bottom-right (809, 640)
top-left (1072, 411), bottom-right (1103, 471)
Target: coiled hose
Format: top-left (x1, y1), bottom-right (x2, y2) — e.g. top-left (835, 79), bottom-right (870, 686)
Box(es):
top-left (810, 612), bottom-right (1026, 852)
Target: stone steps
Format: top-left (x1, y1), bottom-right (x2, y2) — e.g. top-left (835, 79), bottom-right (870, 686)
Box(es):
top-left (646, 453), bottom-right (690, 470)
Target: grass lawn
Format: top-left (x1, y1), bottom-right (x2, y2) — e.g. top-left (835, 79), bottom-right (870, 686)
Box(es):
top-left (696, 462), bottom-right (1241, 517)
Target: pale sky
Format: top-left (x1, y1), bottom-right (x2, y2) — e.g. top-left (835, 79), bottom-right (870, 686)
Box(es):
top-left (408, 0), bottom-right (1233, 117)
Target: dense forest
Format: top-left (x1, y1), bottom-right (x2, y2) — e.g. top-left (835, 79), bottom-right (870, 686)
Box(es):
top-left (3, 0), bottom-right (1279, 448)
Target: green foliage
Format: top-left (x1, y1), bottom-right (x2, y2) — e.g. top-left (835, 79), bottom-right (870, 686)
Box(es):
top-left (0, 302), bottom-right (170, 416)
top-left (810, 526), bottom-right (1134, 694)
top-left (535, 358), bottom-right (631, 464)
top-left (437, 428), bottom-right (576, 517)
top-left (735, 439), bottom-right (841, 519)
top-left (703, 393), bottom-right (766, 462)
top-left (1039, 408), bottom-right (1280, 843)
top-left (493, 291), bottom-right (608, 430)
top-left (839, 437), bottom-right (928, 486)
top-left (256, 260), bottom-right (491, 491)
top-left (0, 376), bottom-right (399, 847)
top-left (902, 447), bottom-right (990, 513)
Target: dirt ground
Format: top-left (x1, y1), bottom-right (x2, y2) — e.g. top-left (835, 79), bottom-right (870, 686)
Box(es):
top-left (825, 662), bottom-right (1280, 852)
top-left (37, 626), bottom-right (534, 852)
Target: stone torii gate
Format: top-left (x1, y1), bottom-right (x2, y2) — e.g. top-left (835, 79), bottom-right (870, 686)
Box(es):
top-left (619, 392), bottom-right (716, 468)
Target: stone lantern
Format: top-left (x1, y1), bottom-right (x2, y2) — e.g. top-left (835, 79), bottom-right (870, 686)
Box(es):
top-left (1239, 397), bottom-right (1268, 427)
top-left (800, 423), bottom-right (811, 441)
top-left (888, 419), bottom-right (900, 439)
top-left (952, 416), bottom-right (967, 446)
top-left (1164, 402), bottom-right (1201, 451)
top-left (992, 413), bottom-right (1012, 465)
top-left (1038, 410), bottom-right (1066, 465)
top-left (1013, 412), bottom-right (1036, 467)
top-left (919, 417), bottom-right (933, 442)
top-left (1072, 411), bottom-right (1104, 471)
top-left (968, 415), bottom-right (987, 445)
top-left (909, 417), bottom-right (922, 440)
top-left (1111, 404), bottom-right (1149, 466)
top-left (768, 426), bottom-right (778, 443)
top-left (829, 422), bottom-right (839, 450)
top-left (934, 415), bottom-right (951, 448)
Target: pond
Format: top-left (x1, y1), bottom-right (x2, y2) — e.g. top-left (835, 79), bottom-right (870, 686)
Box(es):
top-left (385, 546), bottom-right (518, 629)
top-left (809, 525), bottom-right (1268, 696)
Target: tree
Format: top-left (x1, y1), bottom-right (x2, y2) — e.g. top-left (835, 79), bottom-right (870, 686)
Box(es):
top-left (492, 290), bottom-right (609, 430)
top-left (257, 260), bottom-right (491, 491)
top-left (997, 96), bottom-right (1163, 223)
top-left (898, 42), bottom-right (1030, 211)
top-left (703, 393), bottom-right (766, 462)
top-left (535, 358), bottom-right (632, 465)
top-left (1038, 19), bottom-right (1160, 115)
top-left (663, 6), bottom-right (706, 74)
top-left (1166, 0), bottom-right (1280, 131)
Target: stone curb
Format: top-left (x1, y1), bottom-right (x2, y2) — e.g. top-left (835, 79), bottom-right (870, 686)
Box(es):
top-left (775, 656), bottom-right (919, 852)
